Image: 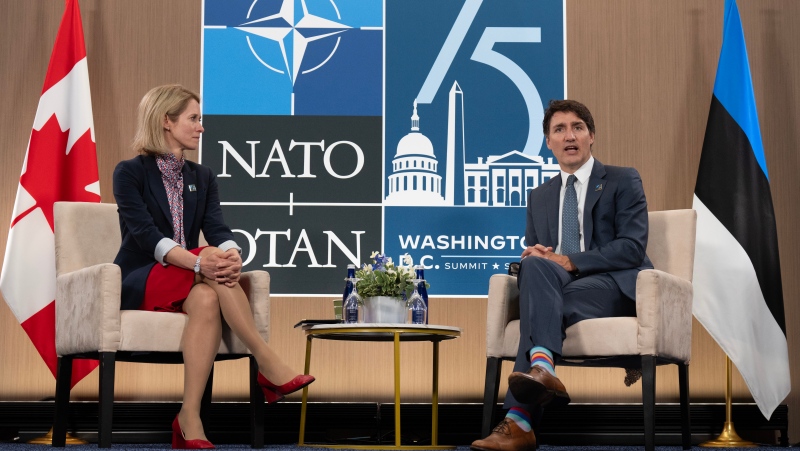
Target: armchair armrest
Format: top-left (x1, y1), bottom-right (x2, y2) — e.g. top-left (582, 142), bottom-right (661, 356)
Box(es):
top-left (635, 269), bottom-right (694, 362)
top-left (486, 274), bottom-right (520, 358)
top-left (239, 270), bottom-right (270, 342)
top-left (56, 263), bottom-right (122, 355)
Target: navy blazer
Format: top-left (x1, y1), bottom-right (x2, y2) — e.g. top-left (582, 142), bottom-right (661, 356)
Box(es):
top-left (525, 159), bottom-right (653, 300)
top-left (112, 155), bottom-right (235, 310)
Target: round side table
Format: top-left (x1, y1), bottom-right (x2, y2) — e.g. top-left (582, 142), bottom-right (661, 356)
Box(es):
top-left (298, 323), bottom-right (461, 450)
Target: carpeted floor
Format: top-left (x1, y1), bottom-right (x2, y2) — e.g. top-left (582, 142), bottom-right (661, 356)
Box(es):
top-left (0, 445), bottom-right (794, 450)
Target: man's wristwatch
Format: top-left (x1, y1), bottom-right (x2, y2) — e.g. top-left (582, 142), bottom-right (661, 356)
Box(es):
top-left (193, 256), bottom-right (202, 275)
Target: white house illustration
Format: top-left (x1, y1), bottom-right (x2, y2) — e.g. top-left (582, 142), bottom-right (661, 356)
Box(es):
top-left (464, 151), bottom-right (560, 207)
top-left (385, 81), bottom-right (560, 207)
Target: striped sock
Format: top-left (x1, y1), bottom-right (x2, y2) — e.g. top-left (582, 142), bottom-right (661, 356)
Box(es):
top-left (529, 345), bottom-right (555, 376)
top-left (505, 407), bottom-right (532, 432)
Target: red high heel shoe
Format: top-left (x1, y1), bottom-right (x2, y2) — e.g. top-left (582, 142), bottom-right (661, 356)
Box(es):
top-left (171, 415), bottom-right (215, 449)
top-left (257, 373), bottom-right (316, 397)
top-left (261, 385), bottom-right (285, 404)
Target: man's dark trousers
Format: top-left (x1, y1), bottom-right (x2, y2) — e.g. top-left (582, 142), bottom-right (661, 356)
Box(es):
top-left (502, 256), bottom-right (636, 413)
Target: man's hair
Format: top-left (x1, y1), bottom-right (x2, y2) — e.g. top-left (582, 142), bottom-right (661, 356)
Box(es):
top-left (132, 84), bottom-right (200, 156)
top-left (542, 99), bottom-right (595, 137)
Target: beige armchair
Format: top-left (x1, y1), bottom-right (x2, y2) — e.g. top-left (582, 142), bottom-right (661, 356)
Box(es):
top-left (482, 209), bottom-right (696, 451)
top-left (51, 201), bottom-right (270, 448)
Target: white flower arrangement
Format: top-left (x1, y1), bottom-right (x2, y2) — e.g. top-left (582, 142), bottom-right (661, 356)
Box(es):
top-left (355, 252), bottom-right (419, 299)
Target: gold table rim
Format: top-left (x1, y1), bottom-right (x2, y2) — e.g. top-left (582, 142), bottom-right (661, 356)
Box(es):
top-left (303, 324), bottom-right (461, 339)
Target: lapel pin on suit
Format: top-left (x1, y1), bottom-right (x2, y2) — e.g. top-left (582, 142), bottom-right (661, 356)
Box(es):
top-left (188, 184), bottom-right (197, 192)
top-left (595, 184), bottom-right (603, 191)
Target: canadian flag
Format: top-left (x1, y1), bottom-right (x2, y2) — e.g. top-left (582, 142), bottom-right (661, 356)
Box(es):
top-left (0, 0), bottom-right (100, 388)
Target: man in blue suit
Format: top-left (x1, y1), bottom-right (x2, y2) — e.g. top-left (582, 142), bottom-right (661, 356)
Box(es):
top-left (472, 100), bottom-right (652, 451)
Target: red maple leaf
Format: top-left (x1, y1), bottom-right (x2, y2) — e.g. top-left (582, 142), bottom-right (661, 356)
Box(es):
top-left (15, 114), bottom-right (100, 231)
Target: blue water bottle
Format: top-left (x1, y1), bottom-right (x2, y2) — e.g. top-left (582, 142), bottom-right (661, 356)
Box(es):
top-left (414, 265), bottom-right (429, 324)
top-left (407, 284), bottom-right (427, 325)
top-left (342, 264), bottom-right (356, 301)
top-left (343, 277), bottom-right (363, 323)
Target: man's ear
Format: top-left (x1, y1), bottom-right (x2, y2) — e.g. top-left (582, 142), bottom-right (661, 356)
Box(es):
top-left (545, 135), bottom-right (552, 150)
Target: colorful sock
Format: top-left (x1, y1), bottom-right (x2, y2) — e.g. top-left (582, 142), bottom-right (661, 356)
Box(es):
top-left (505, 407), bottom-right (532, 432)
top-left (529, 345), bottom-right (556, 376)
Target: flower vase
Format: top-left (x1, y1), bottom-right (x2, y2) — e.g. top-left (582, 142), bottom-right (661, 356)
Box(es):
top-left (363, 296), bottom-right (407, 323)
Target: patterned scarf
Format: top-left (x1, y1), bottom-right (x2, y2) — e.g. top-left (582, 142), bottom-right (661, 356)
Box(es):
top-left (155, 153), bottom-right (186, 249)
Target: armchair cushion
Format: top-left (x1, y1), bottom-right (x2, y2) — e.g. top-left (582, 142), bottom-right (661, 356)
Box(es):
top-left (563, 317), bottom-right (639, 357)
top-left (118, 310), bottom-right (187, 352)
top-left (116, 310), bottom-right (254, 354)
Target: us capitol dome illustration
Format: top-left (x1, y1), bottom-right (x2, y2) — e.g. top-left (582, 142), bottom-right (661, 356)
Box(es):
top-left (384, 100), bottom-right (446, 205)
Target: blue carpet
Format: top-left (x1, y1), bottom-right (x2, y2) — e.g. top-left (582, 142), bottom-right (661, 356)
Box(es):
top-left (0, 445), bottom-right (793, 450)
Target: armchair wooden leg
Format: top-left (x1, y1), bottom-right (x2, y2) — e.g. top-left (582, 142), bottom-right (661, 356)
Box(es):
top-left (641, 355), bottom-right (656, 451)
top-left (98, 352), bottom-right (116, 448)
top-left (52, 356), bottom-right (73, 447)
top-left (249, 356), bottom-right (265, 448)
top-left (481, 357), bottom-right (503, 438)
top-left (679, 362), bottom-right (691, 449)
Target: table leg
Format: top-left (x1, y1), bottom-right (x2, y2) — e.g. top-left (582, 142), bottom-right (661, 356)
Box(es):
top-left (394, 332), bottom-right (401, 447)
top-left (432, 340), bottom-right (440, 446)
top-left (299, 335), bottom-right (313, 445)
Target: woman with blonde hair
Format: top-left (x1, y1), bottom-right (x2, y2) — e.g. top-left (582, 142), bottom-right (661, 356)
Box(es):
top-left (113, 84), bottom-right (314, 449)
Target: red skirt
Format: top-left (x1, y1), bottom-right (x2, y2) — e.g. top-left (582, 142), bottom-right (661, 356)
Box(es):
top-left (139, 247), bottom-right (206, 313)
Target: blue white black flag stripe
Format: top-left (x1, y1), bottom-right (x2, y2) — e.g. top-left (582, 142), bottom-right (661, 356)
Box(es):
top-left (692, 0), bottom-right (789, 419)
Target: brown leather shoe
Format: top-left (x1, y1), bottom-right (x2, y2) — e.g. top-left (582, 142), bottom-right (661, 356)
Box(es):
top-left (508, 366), bottom-right (570, 407)
top-left (470, 418), bottom-right (536, 451)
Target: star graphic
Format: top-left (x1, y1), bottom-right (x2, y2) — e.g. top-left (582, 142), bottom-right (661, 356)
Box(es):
top-left (236, 0), bottom-right (350, 85)
top-left (492, 263), bottom-right (500, 270)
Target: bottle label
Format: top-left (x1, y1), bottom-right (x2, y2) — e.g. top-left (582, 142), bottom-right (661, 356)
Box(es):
top-left (345, 309), bottom-right (358, 323)
top-left (411, 309), bottom-right (425, 325)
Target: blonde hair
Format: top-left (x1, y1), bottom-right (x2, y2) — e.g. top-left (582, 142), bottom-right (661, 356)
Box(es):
top-left (132, 84), bottom-right (200, 156)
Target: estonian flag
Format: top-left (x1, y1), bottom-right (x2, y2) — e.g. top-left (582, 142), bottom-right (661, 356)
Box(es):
top-left (692, 0), bottom-right (790, 419)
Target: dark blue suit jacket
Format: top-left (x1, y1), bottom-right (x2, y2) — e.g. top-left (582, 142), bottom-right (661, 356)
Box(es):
top-left (112, 155), bottom-right (235, 310)
top-left (525, 159), bottom-right (653, 300)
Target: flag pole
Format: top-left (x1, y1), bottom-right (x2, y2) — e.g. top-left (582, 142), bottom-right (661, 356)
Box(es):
top-left (699, 356), bottom-right (756, 448)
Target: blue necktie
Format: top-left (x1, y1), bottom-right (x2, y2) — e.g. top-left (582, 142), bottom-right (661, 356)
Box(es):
top-left (561, 175), bottom-right (580, 255)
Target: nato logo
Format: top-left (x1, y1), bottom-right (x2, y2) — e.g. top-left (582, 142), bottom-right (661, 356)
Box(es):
top-left (203, 0), bottom-right (383, 116)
